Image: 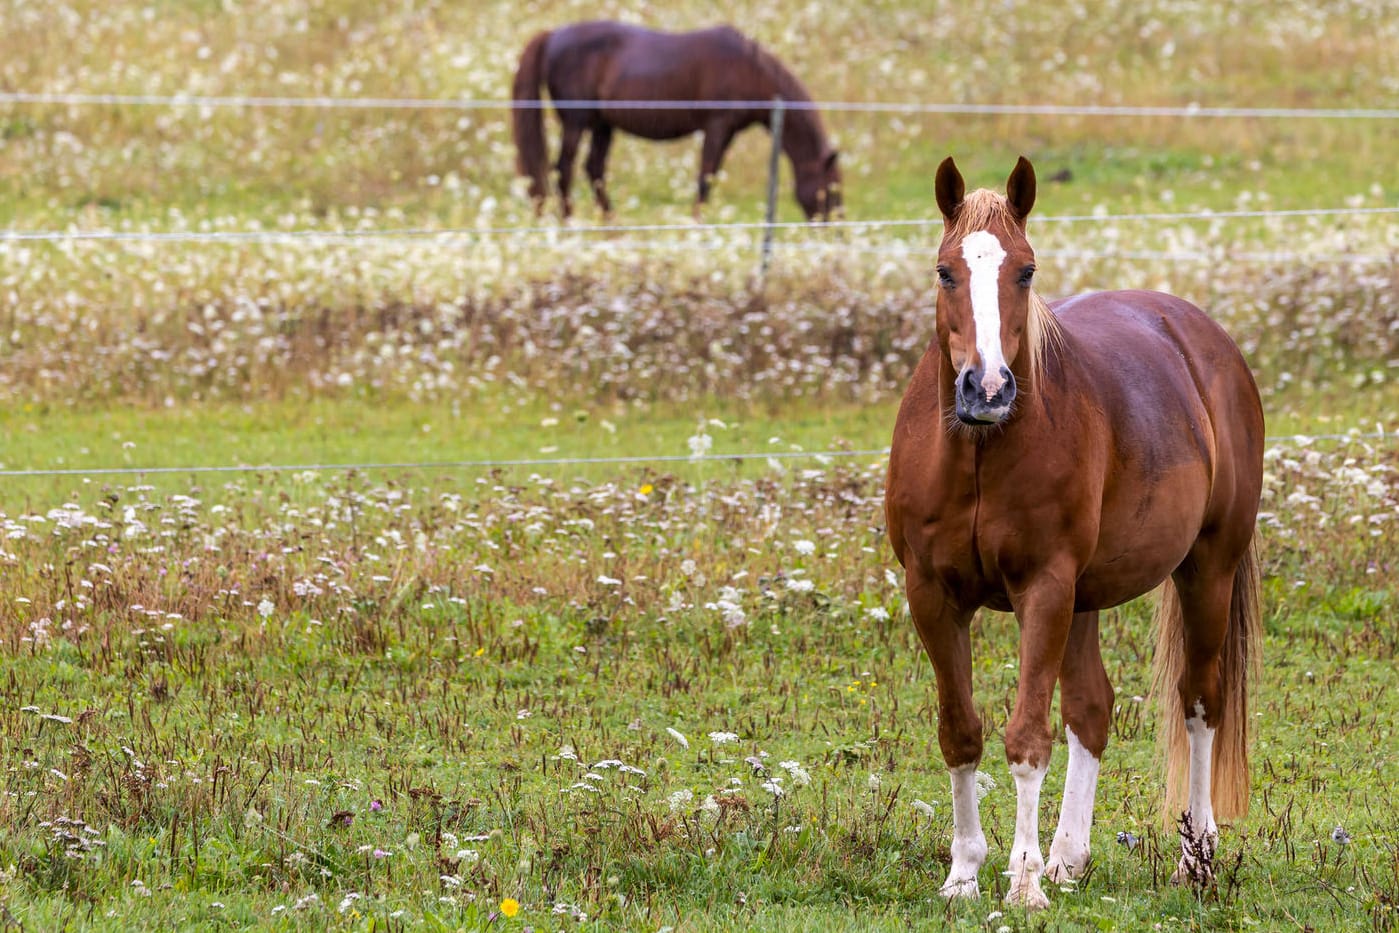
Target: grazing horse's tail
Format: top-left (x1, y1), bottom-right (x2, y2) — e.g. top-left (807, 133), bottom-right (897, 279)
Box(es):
top-left (1152, 539), bottom-right (1262, 823)
top-left (512, 30), bottom-right (552, 207)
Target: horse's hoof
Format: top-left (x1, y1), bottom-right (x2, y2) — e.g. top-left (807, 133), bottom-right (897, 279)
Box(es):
top-left (1170, 857), bottom-right (1216, 887)
top-left (1044, 848), bottom-right (1087, 882)
top-left (1006, 881), bottom-right (1050, 910)
top-left (939, 877), bottom-right (980, 901)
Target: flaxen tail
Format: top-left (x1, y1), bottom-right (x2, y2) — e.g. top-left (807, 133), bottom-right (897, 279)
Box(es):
top-left (1151, 540), bottom-right (1261, 823)
top-left (511, 30), bottom-right (551, 209)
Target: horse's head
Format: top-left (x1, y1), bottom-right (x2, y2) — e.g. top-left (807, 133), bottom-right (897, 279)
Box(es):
top-left (795, 149), bottom-right (842, 222)
top-left (934, 156), bottom-right (1044, 427)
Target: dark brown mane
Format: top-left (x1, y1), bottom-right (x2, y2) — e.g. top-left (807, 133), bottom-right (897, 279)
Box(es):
top-left (747, 39), bottom-right (814, 104)
top-left (747, 40), bottom-right (830, 157)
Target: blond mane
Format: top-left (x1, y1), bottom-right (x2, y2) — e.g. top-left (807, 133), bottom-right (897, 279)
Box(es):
top-left (946, 189), bottom-right (1063, 386)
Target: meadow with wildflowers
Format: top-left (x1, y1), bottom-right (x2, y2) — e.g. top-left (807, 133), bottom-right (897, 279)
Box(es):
top-left (2, 0), bottom-right (1398, 929)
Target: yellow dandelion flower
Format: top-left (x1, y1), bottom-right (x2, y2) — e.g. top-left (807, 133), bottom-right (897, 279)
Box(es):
top-left (499, 897), bottom-right (520, 918)
top-left (639, 483), bottom-right (654, 495)
top-left (474, 647), bottom-right (486, 657)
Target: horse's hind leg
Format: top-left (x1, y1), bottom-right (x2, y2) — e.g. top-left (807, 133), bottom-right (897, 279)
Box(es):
top-left (1046, 610), bottom-right (1113, 882)
top-left (1165, 562), bottom-right (1235, 885)
top-left (584, 125), bottom-right (615, 220)
top-left (554, 122), bottom-right (584, 220)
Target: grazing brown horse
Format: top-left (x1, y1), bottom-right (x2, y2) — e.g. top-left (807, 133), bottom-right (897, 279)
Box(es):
top-left (885, 157), bottom-right (1263, 908)
top-left (511, 21), bottom-right (841, 221)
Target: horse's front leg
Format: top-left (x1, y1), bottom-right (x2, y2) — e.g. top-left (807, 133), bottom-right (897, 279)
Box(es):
top-left (905, 569), bottom-right (984, 899)
top-left (694, 119), bottom-right (737, 221)
top-left (1004, 570), bottom-right (1077, 910)
top-left (1046, 610), bottom-right (1113, 883)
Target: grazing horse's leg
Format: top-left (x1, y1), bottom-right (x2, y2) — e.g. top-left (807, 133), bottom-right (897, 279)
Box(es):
top-left (905, 570), bottom-right (984, 898)
top-left (694, 119), bottom-right (737, 221)
top-left (584, 124), bottom-right (615, 221)
top-left (1046, 610), bottom-right (1114, 882)
top-left (1168, 566), bottom-right (1234, 885)
top-left (554, 122), bottom-right (585, 220)
top-left (1004, 570), bottom-right (1077, 909)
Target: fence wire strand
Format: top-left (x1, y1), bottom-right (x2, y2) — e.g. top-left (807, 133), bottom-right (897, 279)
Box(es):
top-left (0, 434), bottom-right (1389, 479)
top-left (5, 91), bottom-right (1399, 119)
top-left (4, 204), bottom-right (1399, 241)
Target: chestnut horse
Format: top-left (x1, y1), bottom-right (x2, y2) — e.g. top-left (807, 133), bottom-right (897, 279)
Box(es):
top-left (511, 21), bottom-right (841, 221)
top-left (885, 157), bottom-right (1263, 908)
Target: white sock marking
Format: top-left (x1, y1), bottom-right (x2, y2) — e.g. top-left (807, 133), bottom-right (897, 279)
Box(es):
top-left (944, 763), bottom-right (988, 896)
top-left (1185, 702), bottom-right (1218, 839)
top-left (1049, 725), bottom-right (1101, 877)
top-left (1173, 699), bottom-right (1220, 884)
top-left (1007, 759), bottom-right (1049, 905)
top-left (961, 229), bottom-right (1008, 398)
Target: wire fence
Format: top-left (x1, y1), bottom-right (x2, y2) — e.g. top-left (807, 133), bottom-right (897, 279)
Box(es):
top-left (4, 89), bottom-right (1396, 263)
top-left (3, 208), bottom-right (1396, 268)
top-left (0, 433), bottom-right (1390, 479)
top-left (5, 91), bottom-right (1399, 119)
top-left (4, 205), bottom-right (1399, 244)
top-left (1, 89), bottom-right (1393, 480)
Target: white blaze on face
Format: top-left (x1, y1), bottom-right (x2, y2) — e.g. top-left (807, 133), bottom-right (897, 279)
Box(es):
top-left (960, 229), bottom-right (1009, 400)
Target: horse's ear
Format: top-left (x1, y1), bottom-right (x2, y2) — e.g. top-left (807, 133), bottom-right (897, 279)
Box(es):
top-left (1006, 156), bottom-right (1036, 224)
top-left (935, 157), bottom-right (964, 221)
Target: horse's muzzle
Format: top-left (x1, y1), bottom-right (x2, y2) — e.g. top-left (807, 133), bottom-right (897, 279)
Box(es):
top-left (955, 366), bottom-right (1017, 425)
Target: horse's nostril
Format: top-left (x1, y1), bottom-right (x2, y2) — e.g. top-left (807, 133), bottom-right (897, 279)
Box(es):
top-left (959, 369), bottom-right (979, 400)
top-left (999, 367), bottom-right (1017, 400)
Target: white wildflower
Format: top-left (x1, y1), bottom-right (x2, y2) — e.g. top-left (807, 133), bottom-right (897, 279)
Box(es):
top-left (778, 761), bottom-right (811, 786)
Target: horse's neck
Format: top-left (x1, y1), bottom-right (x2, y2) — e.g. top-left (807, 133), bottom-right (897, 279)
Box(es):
top-left (778, 107), bottom-right (827, 159)
top-left (750, 53), bottom-right (826, 157)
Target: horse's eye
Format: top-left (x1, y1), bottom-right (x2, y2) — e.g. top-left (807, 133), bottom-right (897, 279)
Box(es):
top-left (937, 267), bottom-right (955, 289)
top-left (1018, 265), bottom-right (1036, 287)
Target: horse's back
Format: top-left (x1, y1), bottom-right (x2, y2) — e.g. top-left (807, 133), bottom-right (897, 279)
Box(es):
top-left (546, 20), bottom-right (748, 71)
top-left (1049, 289), bottom-right (1262, 445)
top-left (1052, 290), bottom-right (1249, 375)
top-left (544, 21), bottom-right (764, 138)
top-left (1047, 289), bottom-right (1264, 578)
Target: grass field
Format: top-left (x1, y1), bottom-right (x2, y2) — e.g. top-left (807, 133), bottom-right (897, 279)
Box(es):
top-left (2, 0), bottom-right (1398, 929)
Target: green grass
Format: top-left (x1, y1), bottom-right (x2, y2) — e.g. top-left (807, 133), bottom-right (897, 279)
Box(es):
top-left (0, 463), bottom-right (1394, 930)
top-left (1, 0), bottom-right (1398, 928)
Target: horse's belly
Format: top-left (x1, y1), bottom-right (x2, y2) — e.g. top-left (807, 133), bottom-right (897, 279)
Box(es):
top-left (600, 109), bottom-right (697, 140)
top-left (1073, 468), bottom-right (1209, 609)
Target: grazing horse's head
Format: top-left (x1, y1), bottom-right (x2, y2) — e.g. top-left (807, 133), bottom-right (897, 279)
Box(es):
top-left (795, 149), bottom-right (842, 222)
top-left (934, 156), bottom-right (1055, 427)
